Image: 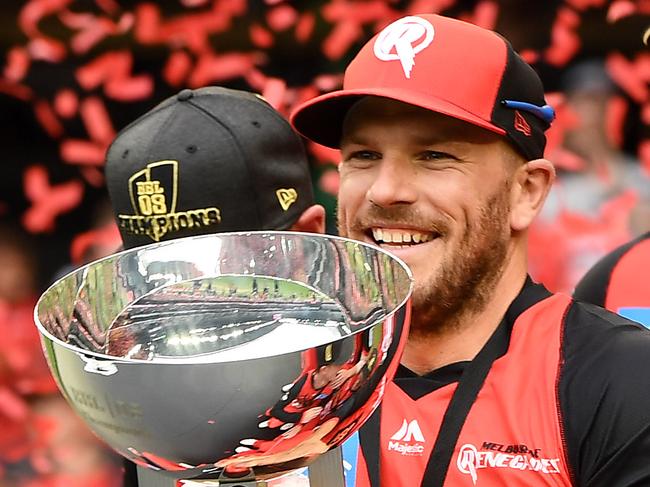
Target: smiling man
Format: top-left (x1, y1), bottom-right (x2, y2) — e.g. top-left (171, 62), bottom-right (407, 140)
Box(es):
top-left (291, 13), bottom-right (650, 487)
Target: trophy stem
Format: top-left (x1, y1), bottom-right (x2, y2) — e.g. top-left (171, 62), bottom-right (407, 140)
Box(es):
top-left (307, 446), bottom-right (346, 487)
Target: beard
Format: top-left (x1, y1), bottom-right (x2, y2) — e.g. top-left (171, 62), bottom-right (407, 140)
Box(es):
top-left (409, 188), bottom-right (511, 337)
top-left (339, 183), bottom-right (511, 338)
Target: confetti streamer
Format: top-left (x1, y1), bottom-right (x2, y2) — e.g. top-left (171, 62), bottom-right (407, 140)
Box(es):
top-left (53, 89), bottom-right (78, 119)
top-left (266, 4), bottom-right (298, 32)
top-left (4, 47), bottom-right (30, 82)
top-left (605, 95), bottom-right (629, 148)
top-left (606, 52), bottom-right (649, 103)
top-left (250, 23), bottom-right (275, 48)
top-left (607, 0), bottom-right (637, 22)
top-left (60, 140), bottom-right (107, 166)
top-left (33, 100), bottom-right (63, 139)
top-left (295, 12), bottom-right (316, 43)
top-left (22, 165), bottom-right (84, 233)
top-left (163, 50), bottom-right (193, 87)
top-left (261, 77), bottom-right (286, 110)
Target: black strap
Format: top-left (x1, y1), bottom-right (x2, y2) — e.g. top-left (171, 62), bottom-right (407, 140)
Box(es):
top-left (359, 404), bottom-right (382, 487)
top-left (358, 277), bottom-right (551, 487)
top-left (420, 319), bottom-right (508, 486)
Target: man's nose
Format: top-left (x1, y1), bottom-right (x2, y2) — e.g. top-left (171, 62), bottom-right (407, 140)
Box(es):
top-left (366, 158), bottom-right (417, 207)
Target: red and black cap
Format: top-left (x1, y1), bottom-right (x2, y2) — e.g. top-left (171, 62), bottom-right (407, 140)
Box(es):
top-left (105, 87), bottom-right (314, 250)
top-left (290, 14), bottom-right (554, 161)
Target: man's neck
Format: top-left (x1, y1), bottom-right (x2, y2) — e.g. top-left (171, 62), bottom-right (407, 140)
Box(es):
top-left (400, 252), bottom-right (527, 376)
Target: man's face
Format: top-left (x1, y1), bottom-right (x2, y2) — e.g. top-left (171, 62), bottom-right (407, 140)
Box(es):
top-left (337, 97), bottom-right (517, 334)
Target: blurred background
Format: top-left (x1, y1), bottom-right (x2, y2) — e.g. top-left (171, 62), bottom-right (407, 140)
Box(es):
top-left (1, 0), bottom-right (649, 485)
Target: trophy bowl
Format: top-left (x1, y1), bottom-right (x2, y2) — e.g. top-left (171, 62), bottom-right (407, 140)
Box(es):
top-left (34, 231), bottom-right (412, 482)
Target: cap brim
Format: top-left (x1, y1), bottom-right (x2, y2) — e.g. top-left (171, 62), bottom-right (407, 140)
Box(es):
top-left (290, 87), bottom-right (506, 149)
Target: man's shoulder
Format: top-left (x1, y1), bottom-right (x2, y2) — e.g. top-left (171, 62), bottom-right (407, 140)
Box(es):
top-left (562, 299), bottom-right (650, 359)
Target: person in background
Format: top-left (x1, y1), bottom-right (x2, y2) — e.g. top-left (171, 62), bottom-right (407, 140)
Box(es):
top-left (290, 13), bottom-right (650, 486)
top-left (573, 231), bottom-right (650, 328)
top-left (104, 86), bottom-right (325, 486)
top-left (530, 59), bottom-right (650, 292)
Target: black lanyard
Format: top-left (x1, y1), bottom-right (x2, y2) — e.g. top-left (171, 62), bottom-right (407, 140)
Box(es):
top-left (359, 278), bottom-right (550, 487)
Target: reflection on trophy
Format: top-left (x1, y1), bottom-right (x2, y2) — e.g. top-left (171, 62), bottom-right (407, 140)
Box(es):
top-left (34, 232), bottom-right (412, 486)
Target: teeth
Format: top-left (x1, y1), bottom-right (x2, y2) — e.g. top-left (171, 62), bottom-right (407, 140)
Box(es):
top-left (371, 228), bottom-right (435, 245)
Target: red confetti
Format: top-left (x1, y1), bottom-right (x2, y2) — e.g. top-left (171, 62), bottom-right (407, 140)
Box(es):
top-left (27, 37), bottom-right (67, 63)
top-left (163, 50), bottom-right (193, 87)
top-left (80, 96), bottom-right (114, 144)
top-left (76, 51), bottom-right (154, 101)
top-left (60, 140), bottom-right (107, 166)
top-left (323, 21), bottom-right (363, 60)
top-left (22, 165), bottom-right (84, 233)
top-left (266, 4), bottom-right (298, 32)
top-left (468, 0), bottom-right (499, 30)
top-left (188, 51), bottom-right (261, 87)
top-left (53, 89), bottom-right (78, 119)
top-left (565, 0), bottom-right (607, 10)
top-left (18, 0), bottom-right (72, 38)
top-left (80, 167), bottom-right (105, 187)
top-left (70, 17), bottom-right (119, 55)
top-left (0, 80), bottom-right (33, 101)
top-left (244, 68), bottom-right (269, 92)
top-left (261, 77), bottom-right (286, 110)
top-left (96, 0), bottom-right (120, 15)
top-left (4, 47), bottom-right (30, 82)
top-left (606, 53), bottom-right (649, 103)
top-left (642, 102), bottom-right (650, 125)
top-left (295, 12), bottom-right (316, 43)
top-left (406, 0), bottom-right (457, 14)
top-left (605, 95), bottom-right (628, 148)
top-left (607, 0), bottom-right (638, 22)
top-left (544, 9), bottom-right (581, 67)
top-left (638, 139), bottom-right (650, 175)
top-left (0, 388), bottom-right (29, 422)
top-left (519, 49), bottom-right (540, 64)
top-left (250, 23), bottom-right (275, 48)
top-left (34, 100), bottom-right (64, 139)
top-left (70, 222), bottom-right (121, 264)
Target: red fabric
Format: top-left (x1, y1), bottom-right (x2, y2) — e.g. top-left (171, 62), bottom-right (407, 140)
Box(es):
top-left (355, 295), bottom-right (572, 486)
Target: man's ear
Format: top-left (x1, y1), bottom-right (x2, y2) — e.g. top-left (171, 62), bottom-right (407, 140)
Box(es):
top-left (510, 158), bottom-right (555, 232)
top-left (289, 204), bottom-right (326, 234)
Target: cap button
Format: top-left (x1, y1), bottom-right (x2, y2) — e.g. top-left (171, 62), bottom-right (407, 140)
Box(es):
top-left (177, 89), bottom-right (194, 101)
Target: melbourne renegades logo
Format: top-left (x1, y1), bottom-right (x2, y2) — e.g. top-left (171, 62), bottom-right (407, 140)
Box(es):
top-left (374, 16), bottom-right (435, 78)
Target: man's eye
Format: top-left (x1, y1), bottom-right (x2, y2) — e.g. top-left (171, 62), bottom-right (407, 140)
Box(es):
top-left (419, 150), bottom-right (455, 161)
top-left (347, 150), bottom-right (380, 161)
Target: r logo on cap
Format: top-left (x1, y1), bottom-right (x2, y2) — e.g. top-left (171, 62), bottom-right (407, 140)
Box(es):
top-left (373, 16), bottom-right (435, 79)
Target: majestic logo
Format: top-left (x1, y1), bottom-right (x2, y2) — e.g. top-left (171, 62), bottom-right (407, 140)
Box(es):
top-left (387, 419), bottom-right (425, 456)
top-left (276, 188), bottom-right (298, 211)
top-left (514, 110), bottom-right (532, 136)
top-left (374, 16), bottom-right (435, 79)
top-left (117, 160), bottom-right (221, 242)
top-left (456, 443), bottom-right (562, 485)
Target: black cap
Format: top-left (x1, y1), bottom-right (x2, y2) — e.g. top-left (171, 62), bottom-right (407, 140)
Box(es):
top-left (106, 87), bottom-right (314, 249)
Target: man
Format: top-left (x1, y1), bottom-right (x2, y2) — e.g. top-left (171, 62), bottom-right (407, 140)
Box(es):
top-left (290, 14), bottom-right (650, 486)
top-left (104, 86), bottom-right (325, 485)
top-left (573, 232), bottom-right (650, 327)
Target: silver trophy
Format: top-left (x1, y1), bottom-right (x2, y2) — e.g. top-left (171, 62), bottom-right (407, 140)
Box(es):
top-left (34, 232), bottom-right (412, 486)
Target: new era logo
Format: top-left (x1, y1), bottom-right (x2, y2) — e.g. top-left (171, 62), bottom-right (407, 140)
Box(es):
top-left (514, 110), bottom-right (532, 136)
top-left (276, 188), bottom-right (298, 211)
top-left (391, 419), bottom-right (425, 442)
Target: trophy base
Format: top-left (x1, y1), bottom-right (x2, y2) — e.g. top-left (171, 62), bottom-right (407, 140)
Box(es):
top-left (136, 447), bottom-right (346, 487)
